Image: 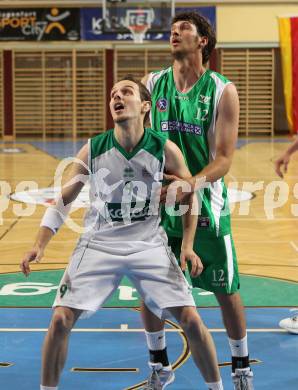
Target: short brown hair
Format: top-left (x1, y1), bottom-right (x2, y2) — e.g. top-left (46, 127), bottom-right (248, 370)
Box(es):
top-left (120, 75), bottom-right (151, 125)
top-left (172, 11), bottom-right (216, 64)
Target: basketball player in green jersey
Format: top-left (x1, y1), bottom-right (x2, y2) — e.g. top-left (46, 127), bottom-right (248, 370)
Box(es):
top-left (20, 77), bottom-right (224, 390)
top-left (141, 12), bottom-right (254, 390)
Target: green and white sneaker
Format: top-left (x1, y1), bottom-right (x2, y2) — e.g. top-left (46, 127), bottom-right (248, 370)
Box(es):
top-left (142, 363), bottom-right (175, 390)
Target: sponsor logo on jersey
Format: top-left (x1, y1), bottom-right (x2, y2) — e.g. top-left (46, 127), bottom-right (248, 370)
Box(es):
top-left (123, 167), bottom-right (135, 180)
top-left (161, 120), bottom-right (202, 135)
top-left (175, 95), bottom-right (189, 101)
top-left (199, 94), bottom-right (211, 104)
top-left (156, 98), bottom-right (168, 112)
top-left (106, 201), bottom-right (151, 222)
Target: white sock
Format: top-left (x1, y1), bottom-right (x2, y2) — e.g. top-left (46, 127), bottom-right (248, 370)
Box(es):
top-left (206, 379), bottom-right (224, 389)
top-left (40, 386), bottom-right (58, 390)
top-left (228, 334), bottom-right (248, 357)
top-left (145, 330), bottom-right (166, 351)
top-left (149, 362), bottom-right (172, 371)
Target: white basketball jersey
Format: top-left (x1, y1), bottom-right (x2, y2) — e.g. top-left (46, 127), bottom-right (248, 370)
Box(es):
top-left (80, 128), bottom-right (169, 253)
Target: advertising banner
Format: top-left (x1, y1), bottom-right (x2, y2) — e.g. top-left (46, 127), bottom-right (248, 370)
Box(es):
top-left (0, 8), bottom-right (80, 41)
top-left (81, 7), bottom-right (216, 41)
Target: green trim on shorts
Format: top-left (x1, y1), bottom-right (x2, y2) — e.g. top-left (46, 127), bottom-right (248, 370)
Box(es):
top-left (168, 234), bottom-right (240, 294)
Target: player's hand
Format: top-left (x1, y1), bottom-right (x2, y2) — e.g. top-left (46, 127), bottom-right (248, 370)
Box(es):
top-left (180, 248), bottom-right (203, 277)
top-left (20, 248), bottom-right (44, 277)
top-left (160, 174), bottom-right (194, 205)
top-left (275, 153), bottom-right (290, 178)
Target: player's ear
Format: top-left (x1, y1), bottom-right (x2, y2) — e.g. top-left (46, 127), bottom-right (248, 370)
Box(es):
top-left (198, 35), bottom-right (208, 50)
top-left (142, 100), bottom-right (151, 113)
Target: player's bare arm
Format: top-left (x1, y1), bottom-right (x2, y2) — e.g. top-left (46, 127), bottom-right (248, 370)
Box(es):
top-left (275, 136), bottom-right (298, 178)
top-left (164, 140), bottom-right (203, 277)
top-left (191, 83), bottom-right (239, 188)
top-left (20, 144), bottom-right (89, 276)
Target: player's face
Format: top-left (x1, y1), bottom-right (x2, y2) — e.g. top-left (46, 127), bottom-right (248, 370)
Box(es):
top-left (170, 20), bottom-right (203, 58)
top-left (109, 80), bottom-right (142, 123)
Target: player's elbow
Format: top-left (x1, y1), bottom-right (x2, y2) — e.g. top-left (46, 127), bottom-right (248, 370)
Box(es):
top-left (218, 155), bottom-right (233, 176)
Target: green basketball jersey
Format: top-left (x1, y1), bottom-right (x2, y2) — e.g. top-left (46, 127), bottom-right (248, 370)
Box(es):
top-left (146, 67), bottom-right (233, 239)
top-left (81, 128), bottom-right (169, 251)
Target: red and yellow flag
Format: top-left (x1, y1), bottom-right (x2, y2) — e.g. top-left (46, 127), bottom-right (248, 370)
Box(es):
top-left (279, 16), bottom-right (298, 133)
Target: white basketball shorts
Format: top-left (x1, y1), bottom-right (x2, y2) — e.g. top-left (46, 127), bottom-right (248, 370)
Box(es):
top-left (53, 240), bottom-right (195, 318)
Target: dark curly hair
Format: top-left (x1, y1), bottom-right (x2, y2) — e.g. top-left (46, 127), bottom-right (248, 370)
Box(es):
top-left (172, 11), bottom-right (216, 64)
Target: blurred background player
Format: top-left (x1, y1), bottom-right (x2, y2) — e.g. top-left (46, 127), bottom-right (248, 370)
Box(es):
top-left (275, 138), bottom-right (298, 334)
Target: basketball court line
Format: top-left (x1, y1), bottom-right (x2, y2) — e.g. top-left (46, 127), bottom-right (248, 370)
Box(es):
top-left (0, 327), bottom-right (289, 332)
top-left (290, 241), bottom-right (298, 252)
top-left (0, 360), bottom-right (263, 371)
top-left (71, 368), bottom-right (139, 373)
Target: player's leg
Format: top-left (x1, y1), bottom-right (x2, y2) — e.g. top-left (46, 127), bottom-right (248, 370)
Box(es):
top-left (42, 244), bottom-right (123, 389)
top-left (133, 244), bottom-right (220, 389)
top-left (192, 234), bottom-right (254, 389)
top-left (140, 237), bottom-right (181, 375)
top-left (140, 302), bottom-right (169, 367)
top-left (41, 306), bottom-right (82, 388)
top-left (133, 243), bottom-right (189, 389)
top-left (215, 291), bottom-right (246, 341)
top-left (215, 292), bottom-right (253, 388)
top-left (168, 306), bottom-right (223, 389)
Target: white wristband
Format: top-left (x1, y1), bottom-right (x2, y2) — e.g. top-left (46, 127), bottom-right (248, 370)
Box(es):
top-left (40, 201), bottom-right (70, 234)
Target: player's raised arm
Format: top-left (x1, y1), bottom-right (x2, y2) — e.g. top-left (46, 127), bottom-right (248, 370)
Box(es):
top-left (164, 140), bottom-right (203, 277)
top-left (20, 144), bottom-right (89, 276)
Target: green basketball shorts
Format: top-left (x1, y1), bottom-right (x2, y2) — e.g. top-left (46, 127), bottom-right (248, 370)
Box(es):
top-left (167, 233), bottom-right (240, 294)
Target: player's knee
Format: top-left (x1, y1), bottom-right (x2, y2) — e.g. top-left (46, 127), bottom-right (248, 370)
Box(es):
top-left (216, 291), bottom-right (241, 303)
top-left (178, 309), bottom-right (203, 336)
top-left (50, 310), bottom-right (74, 335)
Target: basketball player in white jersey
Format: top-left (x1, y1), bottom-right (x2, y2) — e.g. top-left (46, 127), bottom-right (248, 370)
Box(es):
top-left (20, 77), bottom-right (224, 390)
